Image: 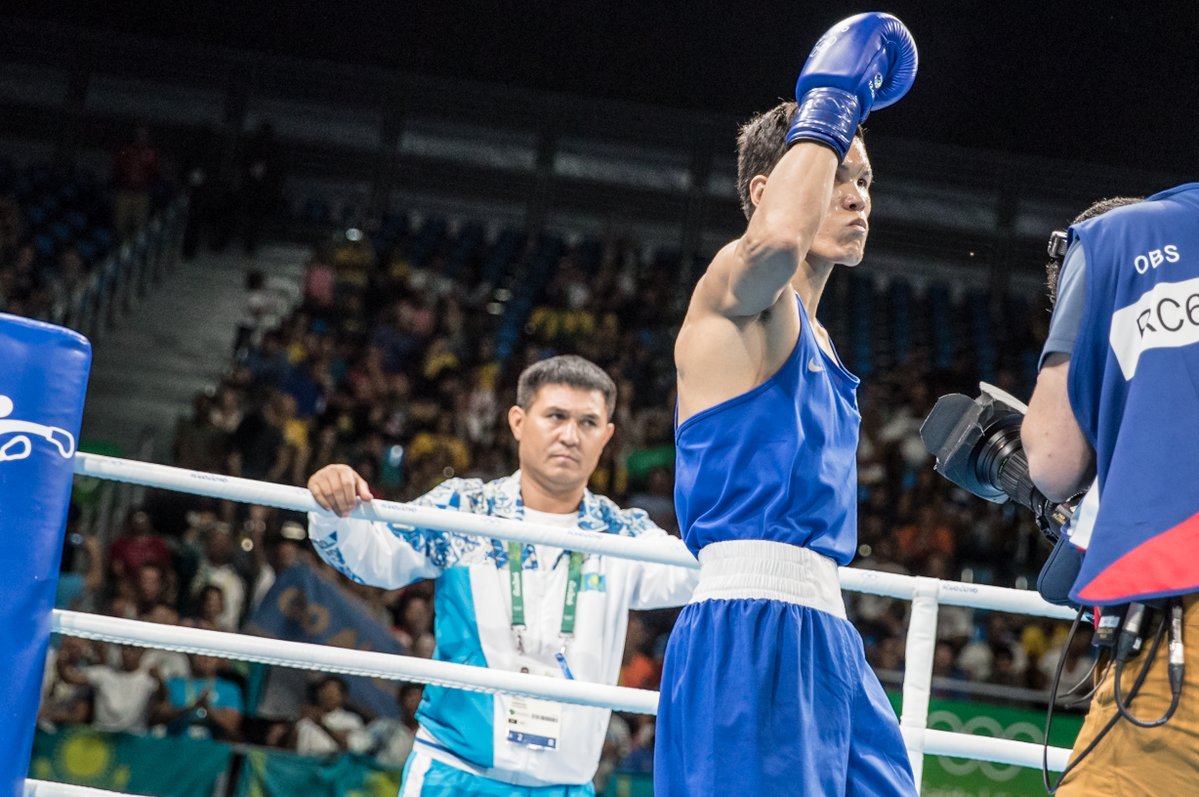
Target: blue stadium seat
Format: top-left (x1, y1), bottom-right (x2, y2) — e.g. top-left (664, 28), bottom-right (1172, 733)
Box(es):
top-left (445, 221), bottom-right (484, 280)
top-left (65, 210), bottom-right (89, 233)
top-left (408, 215), bottom-right (448, 268)
top-left (76, 239), bottom-right (99, 265)
top-left (890, 280), bottom-right (913, 365)
top-left (928, 283), bottom-right (954, 370)
top-left (91, 227), bottom-right (113, 249)
top-left (33, 233), bottom-right (56, 260)
top-left (50, 221), bottom-right (73, 244)
top-left (26, 205), bottom-right (48, 229)
top-left (482, 228), bottom-right (523, 286)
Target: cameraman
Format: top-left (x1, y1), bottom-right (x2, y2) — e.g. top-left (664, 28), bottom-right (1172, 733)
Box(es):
top-left (1024, 184), bottom-right (1199, 793)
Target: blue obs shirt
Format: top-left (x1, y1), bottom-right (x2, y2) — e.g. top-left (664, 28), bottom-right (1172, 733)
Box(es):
top-left (1064, 183), bottom-right (1199, 605)
top-left (675, 298), bottom-right (861, 563)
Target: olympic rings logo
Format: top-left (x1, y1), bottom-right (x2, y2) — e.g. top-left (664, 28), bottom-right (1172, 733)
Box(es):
top-left (927, 710), bottom-right (1045, 782)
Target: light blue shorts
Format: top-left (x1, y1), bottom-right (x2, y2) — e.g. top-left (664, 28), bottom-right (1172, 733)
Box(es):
top-left (400, 748), bottom-right (596, 797)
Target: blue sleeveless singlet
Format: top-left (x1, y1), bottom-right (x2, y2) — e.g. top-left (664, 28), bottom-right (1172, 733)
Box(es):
top-left (674, 296), bottom-right (861, 563)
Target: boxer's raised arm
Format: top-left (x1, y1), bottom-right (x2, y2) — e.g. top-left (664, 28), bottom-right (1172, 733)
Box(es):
top-left (693, 11), bottom-right (916, 321)
top-left (697, 144), bottom-right (838, 319)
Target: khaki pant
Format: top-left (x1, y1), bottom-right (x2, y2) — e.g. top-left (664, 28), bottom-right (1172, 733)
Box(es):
top-left (1057, 597), bottom-right (1199, 796)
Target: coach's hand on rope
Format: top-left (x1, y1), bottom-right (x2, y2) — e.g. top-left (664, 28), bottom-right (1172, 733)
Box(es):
top-left (308, 464), bottom-right (373, 517)
top-left (786, 11), bottom-right (918, 160)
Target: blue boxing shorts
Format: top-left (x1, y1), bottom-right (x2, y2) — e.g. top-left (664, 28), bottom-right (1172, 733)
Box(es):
top-left (654, 541), bottom-right (916, 797)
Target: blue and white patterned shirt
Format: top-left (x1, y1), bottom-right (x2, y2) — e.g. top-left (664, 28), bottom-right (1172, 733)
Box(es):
top-left (308, 471), bottom-right (697, 787)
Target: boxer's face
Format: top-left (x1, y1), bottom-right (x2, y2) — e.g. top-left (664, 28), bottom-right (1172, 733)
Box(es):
top-left (808, 138), bottom-right (873, 268)
top-left (509, 384), bottom-right (615, 493)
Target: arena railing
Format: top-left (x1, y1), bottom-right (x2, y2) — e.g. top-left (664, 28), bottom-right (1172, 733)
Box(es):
top-left (52, 196), bottom-right (188, 342)
top-left (26, 452), bottom-right (1078, 797)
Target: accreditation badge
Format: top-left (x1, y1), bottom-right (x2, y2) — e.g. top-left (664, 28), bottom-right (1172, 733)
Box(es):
top-left (506, 659), bottom-right (564, 749)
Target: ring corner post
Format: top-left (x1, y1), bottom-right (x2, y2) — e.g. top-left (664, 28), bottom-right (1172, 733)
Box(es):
top-left (900, 574), bottom-right (943, 791)
top-left (0, 313), bottom-right (92, 797)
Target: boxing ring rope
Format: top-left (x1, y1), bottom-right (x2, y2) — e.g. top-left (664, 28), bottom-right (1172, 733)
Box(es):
top-left (25, 784), bottom-right (130, 797)
top-left (25, 453), bottom-right (1079, 796)
top-left (49, 610), bottom-right (658, 715)
top-left (75, 453), bottom-right (696, 568)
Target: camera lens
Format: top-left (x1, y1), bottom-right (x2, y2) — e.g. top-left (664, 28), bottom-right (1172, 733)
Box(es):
top-left (973, 419), bottom-right (1024, 492)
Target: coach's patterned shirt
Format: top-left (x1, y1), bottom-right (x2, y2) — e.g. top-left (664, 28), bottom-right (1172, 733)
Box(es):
top-left (307, 470), bottom-right (697, 787)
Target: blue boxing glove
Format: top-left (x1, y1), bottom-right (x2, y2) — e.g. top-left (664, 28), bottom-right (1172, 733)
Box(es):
top-left (787, 12), bottom-right (918, 159)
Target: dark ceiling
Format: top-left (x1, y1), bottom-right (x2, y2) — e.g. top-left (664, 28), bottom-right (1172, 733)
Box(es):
top-left (6, 1), bottom-right (1198, 173)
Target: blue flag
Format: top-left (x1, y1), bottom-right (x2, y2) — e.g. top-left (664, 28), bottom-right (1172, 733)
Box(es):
top-left (245, 562), bottom-right (403, 718)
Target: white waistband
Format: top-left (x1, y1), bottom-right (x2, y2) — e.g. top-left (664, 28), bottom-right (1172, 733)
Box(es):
top-left (691, 540), bottom-right (846, 619)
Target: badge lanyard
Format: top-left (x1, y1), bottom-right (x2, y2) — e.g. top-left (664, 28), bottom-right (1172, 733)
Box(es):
top-left (507, 541), bottom-right (584, 679)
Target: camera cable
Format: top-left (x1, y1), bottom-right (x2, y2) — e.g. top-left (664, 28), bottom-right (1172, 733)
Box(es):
top-left (1042, 606), bottom-right (1165, 794)
top-left (1113, 599), bottom-right (1183, 728)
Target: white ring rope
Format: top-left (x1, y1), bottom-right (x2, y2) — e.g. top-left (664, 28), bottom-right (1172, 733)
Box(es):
top-left (50, 609), bottom-right (657, 714)
top-left (924, 728), bottom-right (1070, 771)
top-left (839, 567), bottom-right (1075, 619)
top-left (73, 452), bottom-right (1076, 620)
top-left (74, 452), bottom-right (696, 569)
top-left (48, 609), bottom-right (1071, 770)
top-left (48, 452), bottom-right (1078, 786)
top-left (25, 782), bottom-right (131, 797)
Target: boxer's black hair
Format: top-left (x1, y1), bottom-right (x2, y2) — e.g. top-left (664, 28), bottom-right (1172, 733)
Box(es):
top-left (736, 100), bottom-right (865, 221)
top-left (1046, 196), bottom-right (1142, 305)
